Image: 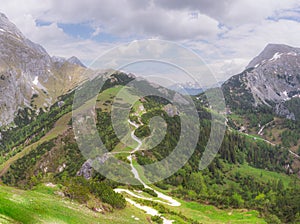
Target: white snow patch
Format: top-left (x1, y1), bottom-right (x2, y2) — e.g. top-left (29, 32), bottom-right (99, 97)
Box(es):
top-left (287, 52), bottom-right (298, 56)
top-left (254, 63), bottom-right (260, 68)
top-left (292, 94), bottom-right (300, 98)
top-left (269, 52), bottom-right (283, 62)
top-left (33, 76), bottom-right (39, 85)
top-left (0, 28), bottom-right (5, 32)
top-left (282, 91), bottom-right (291, 101)
top-left (282, 91), bottom-right (288, 97)
top-left (125, 198), bottom-right (174, 224)
top-left (126, 198), bottom-right (159, 216)
top-left (69, 76), bottom-right (72, 81)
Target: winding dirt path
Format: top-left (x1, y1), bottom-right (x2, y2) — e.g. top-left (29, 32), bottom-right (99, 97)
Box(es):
top-left (114, 119), bottom-right (180, 224)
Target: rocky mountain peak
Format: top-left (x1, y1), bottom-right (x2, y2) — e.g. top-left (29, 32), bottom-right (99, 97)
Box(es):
top-left (67, 56), bottom-right (86, 68)
top-left (0, 12), bottom-right (87, 126)
top-left (0, 13), bottom-right (51, 68)
top-left (222, 43), bottom-right (300, 119)
top-left (0, 12), bottom-right (28, 42)
top-left (247, 43), bottom-right (300, 69)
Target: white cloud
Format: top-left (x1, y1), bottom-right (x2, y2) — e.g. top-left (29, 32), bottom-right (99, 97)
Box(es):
top-left (0, 0), bottom-right (300, 81)
top-left (91, 27), bottom-right (101, 37)
top-left (217, 0), bottom-right (298, 26)
top-left (13, 14), bottom-right (68, 45)
top-left (37, 0), bottom-right (221, 40)
top-left (0, 0), bottom-right (115, 63)
top-left (183, 17), bottom-right (300, 80)
top-left (154, 0), bottom-right (300, 27)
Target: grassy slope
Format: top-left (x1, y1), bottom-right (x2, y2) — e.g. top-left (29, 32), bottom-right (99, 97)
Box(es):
top-left (0, 184), bottom-right (149, 224)
top-left (96, 85), bottom-right (139, 112)
top-left (228, 163), bottom-right (298, 188)
top-left (0, 85), bottom-right (120, 176)
top-left (0, 181), bottom-right (267, 224)
top-left (0, 112), bottom-right (72, 177)
top-left (0, 85), bottom-right (140, 177)
top-left (170, 200), bottom-right (266, 224)
top-left (0, 85), bottom-right (294, 223)
top-left (129, 164), bottom-right (267, 224)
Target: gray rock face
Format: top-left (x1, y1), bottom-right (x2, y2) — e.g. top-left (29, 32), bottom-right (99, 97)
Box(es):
top-left (0, 13), bottom-right (51, 124)
top-left (275, 103), bottom-right (296, 120)
top-left (77, 159), bottom-right (94, 179)
top-left (246, 44), bottom-right (300, 104)
top-left (67, 56), bottom-right (86, 68)
top-left (246, 44), bottom-right (300, 69)
top-left (223, 43), bottom-right (300, 118)
top-left (0, 13), bottom-right (86, 125)
top-left (52, 56), bottom-right (86, 68)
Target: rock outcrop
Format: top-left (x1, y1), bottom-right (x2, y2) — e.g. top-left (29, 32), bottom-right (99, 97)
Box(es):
top-left (0, 13), bottom-right (87, 125)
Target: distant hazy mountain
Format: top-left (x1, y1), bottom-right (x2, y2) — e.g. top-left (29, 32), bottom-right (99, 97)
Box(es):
top-left (67, 56), bottom-right (86, 68)
top-left (170, 81), bottom-right (224, 96)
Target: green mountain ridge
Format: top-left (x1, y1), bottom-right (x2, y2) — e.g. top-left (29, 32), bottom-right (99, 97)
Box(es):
top-left (0, 13), bottom-right (299, 224)
top-left (0, 72), bottom-right (299, 223)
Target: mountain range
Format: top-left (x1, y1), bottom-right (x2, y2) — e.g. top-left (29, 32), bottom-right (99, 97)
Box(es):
top-left (0, 10), bottom-right (300, 125)
top-left (0, 12), bottom-right (300, 224)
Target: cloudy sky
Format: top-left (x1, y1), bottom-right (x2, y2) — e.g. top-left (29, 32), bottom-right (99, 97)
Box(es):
top-left (1, 0), bottom-right (300, 81)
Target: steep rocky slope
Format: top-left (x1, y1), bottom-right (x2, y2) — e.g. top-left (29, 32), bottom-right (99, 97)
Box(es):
top-left (0, 13), bottom-right (87, 125)
top-left (222, 44), bottom-right (300, 119)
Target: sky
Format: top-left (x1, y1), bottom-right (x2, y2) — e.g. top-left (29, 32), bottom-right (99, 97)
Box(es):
top-left (1, 0), bottom-right (300, 82)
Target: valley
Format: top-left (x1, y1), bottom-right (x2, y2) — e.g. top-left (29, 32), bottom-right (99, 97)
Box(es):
top-left (0, 11), bottom-right (299, 224)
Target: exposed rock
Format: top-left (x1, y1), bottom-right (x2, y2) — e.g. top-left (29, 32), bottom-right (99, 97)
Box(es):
top-left (275, 103), bottom-right (296, 120)
top-left (223, 43), bottom-right (300, 119)
top-left (55, 191), bottom-right (65, 197)
top-left (77, 159), bottom-right (94, 179)
top-left (45, 182), bottom-right (56, 188)
top-left (93, 207), bottom-right (103, 213)
top-left (164, 104), bottom-right (178, 117)
top-left (67, 56), bottom-right (86, 68)
top-left (247, 44), bottom-right (300, 69)
top-left (57, 101), bottom-right (64, 108)
top-left (0, 12), bottom-right (87, 126)
top-left (284, 164), bottom-right (293, 174)
top-left (173, 92), bottom-right (190, 105)
top-left (57, 163), bottom-right (66, 173)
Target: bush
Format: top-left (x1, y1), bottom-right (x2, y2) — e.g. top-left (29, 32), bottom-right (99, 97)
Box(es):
top-left (134, 125), bottom-right (151, 138)
top-left (265, 214), bottom-right (281, 224)
top-left (143, 188), bottom-right (158, 197)
top-left (151, 215), bottom-right (163, 224)
top-left (64, 181), bottom-right (89, 204)
top-left (89, 182), bottom-right (126, 209)
top-left (154, 182), bottom-right (169, 190)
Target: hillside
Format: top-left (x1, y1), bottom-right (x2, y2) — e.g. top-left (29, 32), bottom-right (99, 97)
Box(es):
top-left (0, 183), bottom-right (149, 224)
top-left (221, 44), bottom-right (300, 173)
top-left (0, 72), bottom-right (298, 223)
top-left (0, 13), bottom-right (87, 125)
top-left (0, 12), bottom-right (299, 224)
top-left (223, 44), bottom-right (300, 112)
